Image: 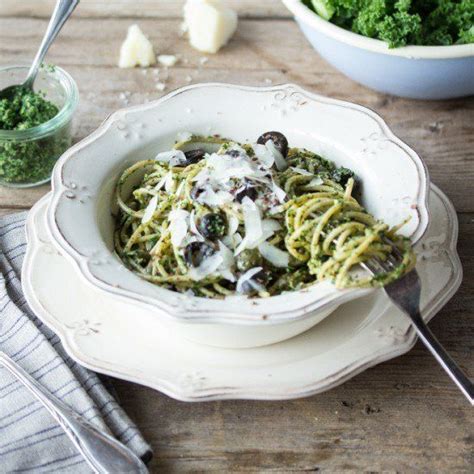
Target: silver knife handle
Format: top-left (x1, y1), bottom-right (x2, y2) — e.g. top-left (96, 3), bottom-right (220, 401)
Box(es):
top-left (0, 351), bottom-right (148, 474)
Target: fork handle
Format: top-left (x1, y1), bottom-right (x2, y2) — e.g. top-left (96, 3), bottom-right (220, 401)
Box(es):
top-left (0, 351), bottom-right (148, 473)
top-left (409, 312), bottom-right (473, 405)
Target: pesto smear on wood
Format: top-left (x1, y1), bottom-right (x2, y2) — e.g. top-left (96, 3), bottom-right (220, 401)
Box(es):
top-left (0, 86), bottom-right (70, 185)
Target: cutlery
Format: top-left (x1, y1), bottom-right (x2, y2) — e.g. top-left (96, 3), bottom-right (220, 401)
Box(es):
top-left (0, 350), bottom-right (148, 473)
top-left (0, 0), bottom-right (79, 100)
top-left (365, 237), bottom-right (473, 405)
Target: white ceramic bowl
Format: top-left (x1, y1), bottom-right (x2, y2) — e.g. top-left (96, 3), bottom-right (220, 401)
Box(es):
top-left (47, 83), bottom-right (429, 348)
top-left (282, 0), bottom-right (474, 99)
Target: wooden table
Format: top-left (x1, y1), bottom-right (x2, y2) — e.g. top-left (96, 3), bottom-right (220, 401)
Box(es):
top-left (1, 2), bottom-right (472, 471)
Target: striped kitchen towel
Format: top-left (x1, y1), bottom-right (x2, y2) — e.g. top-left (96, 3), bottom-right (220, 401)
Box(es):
top-left (0, 212), bottom-right (152, 473)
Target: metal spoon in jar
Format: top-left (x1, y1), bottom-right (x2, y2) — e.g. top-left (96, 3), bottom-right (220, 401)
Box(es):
top-left (0, 0), bottom-right (80, 100)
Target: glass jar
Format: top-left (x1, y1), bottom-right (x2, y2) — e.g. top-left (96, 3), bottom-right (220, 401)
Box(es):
top-left (0, 65), bottom-right (79, 188)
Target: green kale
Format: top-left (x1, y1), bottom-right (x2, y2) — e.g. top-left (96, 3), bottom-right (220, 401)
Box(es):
top-left (303, 0), bottom-right (474, 47)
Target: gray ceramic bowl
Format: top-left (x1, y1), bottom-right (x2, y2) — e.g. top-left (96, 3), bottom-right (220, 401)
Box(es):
top-left (282, 0), bottom-right (474, 100)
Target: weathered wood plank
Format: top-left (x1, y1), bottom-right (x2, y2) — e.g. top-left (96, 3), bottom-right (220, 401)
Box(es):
top-left (0, 18), bottom-right (472, 211)
top-left (0, 0), bottom-right (290, 19)
top-left (0, 207), bottom-right (19, 216)
top-left (0, 186), bottom-right (50, 210)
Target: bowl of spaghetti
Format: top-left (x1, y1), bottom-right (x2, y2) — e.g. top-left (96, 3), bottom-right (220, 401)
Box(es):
top-left (47, 83), bottom-right (429, 348)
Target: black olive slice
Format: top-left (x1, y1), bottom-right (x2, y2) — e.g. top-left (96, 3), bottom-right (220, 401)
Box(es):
top-left (198, 213), bottom-right (227, 240)
top-left (235, 181), bottom-right (258, 203)
top-left (183, 149), bottom-right (206, 166)
top-left (257, 131), bottom-right (289, 158)
top-left (190, 186), bottom-right (203, 200)
top-left (184, 242), bottom-right (215, 267)
top-left (226, 149), bottom-right (241, 158)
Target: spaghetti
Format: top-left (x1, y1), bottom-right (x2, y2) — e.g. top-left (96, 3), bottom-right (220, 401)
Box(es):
top-left (114, 132), bottom-right (415, 297)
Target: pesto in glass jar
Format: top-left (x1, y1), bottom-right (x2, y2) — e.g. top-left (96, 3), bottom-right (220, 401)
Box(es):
top-left (0, 65), bottom-right (78, 188)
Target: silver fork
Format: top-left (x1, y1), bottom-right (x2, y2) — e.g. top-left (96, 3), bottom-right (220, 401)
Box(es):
top-left (364, 238), bottom-right (473, 405)
top-left (0, 351), bottom-right (149, 473)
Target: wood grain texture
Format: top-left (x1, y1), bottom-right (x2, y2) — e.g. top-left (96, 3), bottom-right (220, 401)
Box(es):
top-left (0, 0), bottom-right (290, 18)
top-left (0, 17), bottom-right (472, 211)
top-left (0, 5), bottom-right (472, 473)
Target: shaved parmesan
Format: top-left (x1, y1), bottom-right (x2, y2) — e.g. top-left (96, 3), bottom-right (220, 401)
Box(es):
top-left (242, 219), bottom-right (281, 250)
top-left (188, 252), bottom-right (224, 281)
top-left (308, 177), bottom-right (324, 186)
top-left (235, 207), bottom-right (281, 255)
top-left (189, 210), bottom-right (205, 241)
top-left (233, 235), bottom-right (248, 257)
top-left (164, 172), bottom-right (174, 193)
top-left (217, 241), bottom-right (235, 281)
top-left (227, 215), bottom-right (240, 236)
top-left (253, 143), bottom-right (275, 168)
top-left (197, 188), bottom-right (234, 207)
top-left (119, 24), bottom-right (156, 68)
top-left (141, 195), bottom-right (158, 224)
top-left (154, 172), bottom-right (170, 191)
top-left (155, 150), bottom-right (187, 166)
top-left (168, 209), bottom-right (190, 247)
top-left (223, 232), bottom-right (242, 250)
top-left (291, 166), bottom-right (313, 176)
top-left (262, 219), bottom-right (281, 234)
top-left (272, 181), bottom-right (286, 203)
top-left (258, 242), bottom-right (290, 268)
top-left (206, 153), bottom-right (256, 182)
top-left (236, 267), bottom-right (263, 294)
top-left (266, 140), bottom-right (287, 171)
top-left (240, 196), bottom-right (262, 248)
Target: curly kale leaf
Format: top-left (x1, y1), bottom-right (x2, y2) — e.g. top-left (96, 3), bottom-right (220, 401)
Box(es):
top-left (303, 0), bottom-right (474, 47)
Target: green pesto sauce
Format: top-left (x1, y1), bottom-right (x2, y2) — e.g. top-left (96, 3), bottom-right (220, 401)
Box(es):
top-left (0, 87), bottom-right (59, 131)
top-left (0, 87), bottom-right (70, 185)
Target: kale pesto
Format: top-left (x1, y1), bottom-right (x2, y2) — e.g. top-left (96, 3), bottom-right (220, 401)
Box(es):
top-left (0, 87), bottom-right (59, 131)
top-left (0, 86), bottom-right (70, 185)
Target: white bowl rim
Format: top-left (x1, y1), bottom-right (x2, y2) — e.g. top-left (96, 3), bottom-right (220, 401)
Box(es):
top-left (282, 0), bottom-right (474, 59)
top-left (48, 82), bottom-right (430, 326)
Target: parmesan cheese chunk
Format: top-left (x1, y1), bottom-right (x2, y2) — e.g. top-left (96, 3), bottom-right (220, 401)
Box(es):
top-left (158, 54), bottom-right (178, 67)
top-left (119, 24), bottom-right (156, 68)
top-left (183, 0), bottom-right (238, 54)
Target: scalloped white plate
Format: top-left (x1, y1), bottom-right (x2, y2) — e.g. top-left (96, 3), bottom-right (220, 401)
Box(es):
top-left (47, 83), bottom-right (429, 327)
top-left (22, 185), bottom-right (461, 401)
